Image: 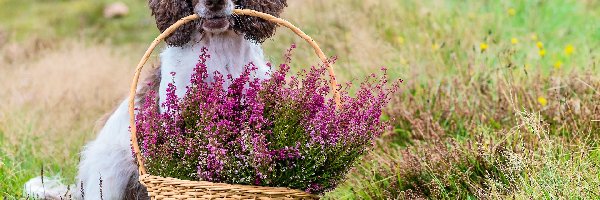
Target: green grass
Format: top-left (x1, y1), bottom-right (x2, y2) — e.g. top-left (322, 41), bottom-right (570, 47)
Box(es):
top-left (1, 0), bottom-right (599, 199)
top-left (0, 0), bottom-right (158, 44)
top-left (0, 109), bottom-right (82, 197)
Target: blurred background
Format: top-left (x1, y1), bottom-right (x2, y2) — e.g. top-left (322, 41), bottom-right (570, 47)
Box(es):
top-left (1, 0), bottom-right (599, 198)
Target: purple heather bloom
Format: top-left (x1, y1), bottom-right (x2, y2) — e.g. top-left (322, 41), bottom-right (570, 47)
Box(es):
top-left (134, 45), bottom-right (398, 194)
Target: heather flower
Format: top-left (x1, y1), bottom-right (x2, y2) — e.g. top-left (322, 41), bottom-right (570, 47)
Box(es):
top-left (135, 46), bottom-right (398, 194)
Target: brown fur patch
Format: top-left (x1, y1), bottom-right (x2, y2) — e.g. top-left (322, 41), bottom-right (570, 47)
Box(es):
top-left (148, 0), bottom-right (200, 46)
top-left (124, 173), bottom-right (151, 200)
top-left (232, 0), bottom-right (288, 43)
top-left (136, 65), bottom-right (162, 105)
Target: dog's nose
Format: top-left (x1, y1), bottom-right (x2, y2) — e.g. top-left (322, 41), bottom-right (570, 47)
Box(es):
top-left (206, 0), bottom-right (226, 12)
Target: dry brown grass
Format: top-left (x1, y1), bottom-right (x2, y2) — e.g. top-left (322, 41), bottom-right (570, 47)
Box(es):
top-left (0, 40), bottom-right (150, 187)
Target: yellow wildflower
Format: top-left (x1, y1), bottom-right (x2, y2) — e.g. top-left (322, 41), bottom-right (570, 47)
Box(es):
top-left (400, 57), bottom-right (408, 65)
top-left (395, 36), bottom-right (405, 45)
top-left (511, 38), bottom-right (519, 45)
top-left (480, 43), bottom-right (489, 51)
top-left (539, 49), bottom-right (546, 57)
top-left (538, 97), bottom-right (548, 106)
top-left (432, 43), bottom-right (440, 51)
top-left (468, 13), bottom-right (477, 20)
top-left (531, 33), bottom-right (538, 41)
top-left (554, 61), bottom-right (562, 69)
top-left (508, 8), bottom-right (516, 16)
top-left (564, 44), bottom-right (575, 56)
top-left (345, 32), bottom-right (352, 41)
top-left (536, 41), bottom-right (544, 49)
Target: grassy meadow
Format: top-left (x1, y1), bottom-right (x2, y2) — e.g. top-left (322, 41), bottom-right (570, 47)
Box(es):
top-left (1, 0), bottom-right (599, 199)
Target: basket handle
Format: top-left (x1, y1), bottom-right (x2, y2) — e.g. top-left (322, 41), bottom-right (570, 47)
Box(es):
top-left (129, 9), bottom-right (340, 176)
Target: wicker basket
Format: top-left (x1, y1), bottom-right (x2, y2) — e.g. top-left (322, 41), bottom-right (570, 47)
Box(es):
top-left (127, 9), bottom-right (340, 199)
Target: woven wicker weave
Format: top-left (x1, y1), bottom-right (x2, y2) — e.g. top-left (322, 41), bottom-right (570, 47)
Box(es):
top-left (140, 175), bottom-right (317, 199)
top-left (128, 9), bottom-right (338, 199)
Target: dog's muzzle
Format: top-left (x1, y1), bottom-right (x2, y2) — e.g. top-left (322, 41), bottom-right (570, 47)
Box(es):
top-left (198, 0), bottom-right (233, 32)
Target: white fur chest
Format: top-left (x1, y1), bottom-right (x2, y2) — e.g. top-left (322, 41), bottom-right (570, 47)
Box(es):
top-left (158, 31), bottom-right (270, 105)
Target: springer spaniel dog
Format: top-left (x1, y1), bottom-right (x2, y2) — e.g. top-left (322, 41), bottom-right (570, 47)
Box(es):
top-left (25, 0), bottom-right (287, 199)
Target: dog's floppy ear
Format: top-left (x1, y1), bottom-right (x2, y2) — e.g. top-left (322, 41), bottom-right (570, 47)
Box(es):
top-left (232, 0), bottom-right (288, 43)
top-left (149, 0), bottom-right (199, 46)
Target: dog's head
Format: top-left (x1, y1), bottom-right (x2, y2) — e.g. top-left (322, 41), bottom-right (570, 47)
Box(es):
top-left (149, 0), bottom-right (288, 46)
